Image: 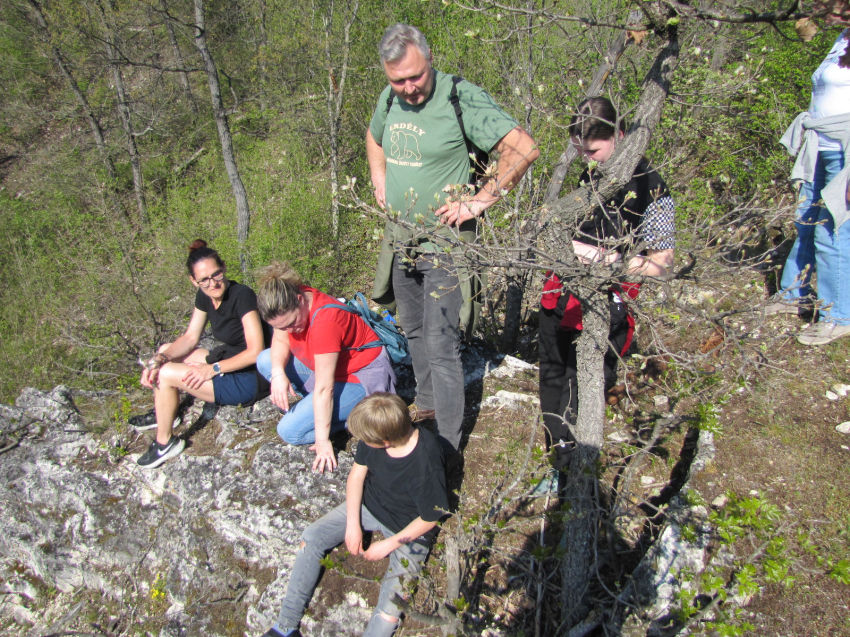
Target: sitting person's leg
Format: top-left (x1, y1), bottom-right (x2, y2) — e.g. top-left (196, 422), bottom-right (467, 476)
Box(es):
top-left (153, 347), bottom-right (212, 445)
top-left (362, 507), bottom-right (430, 637)
top-left (276, 379), bottom-right (367, 445)
top-left (136, 346), bottom-right (211, 468)
top-left (258, 350), bottom-right (309, 395)
top-left (273, 503), bottom-right (349, 634)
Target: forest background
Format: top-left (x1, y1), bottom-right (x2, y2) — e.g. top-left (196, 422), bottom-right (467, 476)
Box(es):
top-left (0, 0), bottom-right (833, 402)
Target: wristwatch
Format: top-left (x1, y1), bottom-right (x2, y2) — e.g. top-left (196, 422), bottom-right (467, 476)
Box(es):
top-left (212, 362), bottom-right (224, 377)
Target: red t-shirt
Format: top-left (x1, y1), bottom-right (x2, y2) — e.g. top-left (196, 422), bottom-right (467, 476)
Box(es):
top-left (288, 287), bottom-right (381, 383)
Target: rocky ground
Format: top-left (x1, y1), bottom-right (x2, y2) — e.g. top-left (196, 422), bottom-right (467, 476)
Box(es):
top-left (1, 304), bottom-right (848, 636)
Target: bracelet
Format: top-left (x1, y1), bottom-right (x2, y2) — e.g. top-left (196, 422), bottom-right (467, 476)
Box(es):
top-left (270, 372), bottom-right (285, 381)
top-left (155, 352), bottom-right (170, 365)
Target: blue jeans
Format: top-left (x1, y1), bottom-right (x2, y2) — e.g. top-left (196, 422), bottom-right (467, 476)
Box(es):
top-left (780, 150), bottom-right (850, 323)
top-left (274, 502), bottom-right (431, 634)
top-left (392, 253), bottom-right (464, 454)
top-left (256, 349), bottom-right (367, 445)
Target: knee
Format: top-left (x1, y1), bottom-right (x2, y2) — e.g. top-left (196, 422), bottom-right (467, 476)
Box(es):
top-left (277, 416), bottom-right (310, 446)
top-left (155, 365), bottom-right (183, 389)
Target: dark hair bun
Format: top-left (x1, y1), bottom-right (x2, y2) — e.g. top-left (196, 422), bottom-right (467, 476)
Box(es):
top-left (188, 239), bottom-right (208, 253)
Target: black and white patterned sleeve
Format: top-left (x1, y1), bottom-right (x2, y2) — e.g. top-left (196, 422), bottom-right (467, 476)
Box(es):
top-left (642, 194), bottom-right (676, 250)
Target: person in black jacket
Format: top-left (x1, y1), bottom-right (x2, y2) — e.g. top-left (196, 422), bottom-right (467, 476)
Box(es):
top-left (538, 97), bottom-right (676, 484)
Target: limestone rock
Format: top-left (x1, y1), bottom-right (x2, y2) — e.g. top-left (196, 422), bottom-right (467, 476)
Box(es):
top-left (837, 422), bottom-right (850, 434)
top-left (481, 390), bottom-right (539, 411)
top-left (0, 393), bottom-right (362, 635)
top-left (485, 355), bottom-right (536, 379)
top-left (15, 385), bottom-right (84, 429)
top-left (832, 384), bottom-right (850, 397)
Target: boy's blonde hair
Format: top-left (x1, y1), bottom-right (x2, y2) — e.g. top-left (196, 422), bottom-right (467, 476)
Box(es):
top-left (347, 393), bottom-right (413, 446)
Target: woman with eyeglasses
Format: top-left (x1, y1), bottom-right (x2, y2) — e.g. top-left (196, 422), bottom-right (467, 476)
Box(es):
top-left (132, 239), bottom-right (271, 469)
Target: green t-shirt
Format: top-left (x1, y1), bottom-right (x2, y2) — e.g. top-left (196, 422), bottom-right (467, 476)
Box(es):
top-left (369, 70), bottom-right (519, 239)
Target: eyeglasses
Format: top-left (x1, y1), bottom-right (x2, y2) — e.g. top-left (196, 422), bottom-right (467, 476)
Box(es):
top-left (196, 269), bottom-right (225, 288)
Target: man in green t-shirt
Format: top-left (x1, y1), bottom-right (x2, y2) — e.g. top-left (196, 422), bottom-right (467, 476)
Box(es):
top-left (366, 24), bottom-right (539, 466)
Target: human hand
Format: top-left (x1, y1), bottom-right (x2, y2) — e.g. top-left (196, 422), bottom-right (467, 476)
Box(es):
top-left (374, 183), bottom-right (387, 210)
top-left (140, 366), bottom-right (160, 389)
top-left (436, 199), bottom-right (481, 227)
top-left (362, 538), bottom-right (395, 561)
top-left (183, 362), bottom-right (215, 390)
top-left (345, 524), bottom-right (363, 555)
top-left (270, 374), bottom-right (296, 411)
top-left (310, 438), bottom-right (337, 473)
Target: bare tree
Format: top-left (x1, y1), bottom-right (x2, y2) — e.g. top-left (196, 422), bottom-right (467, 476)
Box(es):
top-left (192, 0), bottom-right (252, 275)
top-left (94, 0), bottom-right (149, 226)
top-left (160, 0), bottom-right (199, 114)
top-left (24, 0), bottom-right (134, 231)
top-left (321, 0), bottom-right (359, 238)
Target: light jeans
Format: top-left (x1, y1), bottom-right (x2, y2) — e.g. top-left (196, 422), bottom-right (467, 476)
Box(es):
top-left (392, 253), bottom-right (464, 454)
top-left (273, 502), bottom-right (431, 634)
top-left (779, 150), bottom-right (850, 324)
top-left (256, 349), bottom-right (367, 445)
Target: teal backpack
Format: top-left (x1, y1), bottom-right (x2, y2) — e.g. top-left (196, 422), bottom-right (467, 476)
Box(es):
top-left (311, 292), bottom-right (411, 366)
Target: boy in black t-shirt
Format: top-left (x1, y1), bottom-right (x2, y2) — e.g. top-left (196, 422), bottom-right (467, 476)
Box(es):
top-left (261, 393), bottom-right (448, 637)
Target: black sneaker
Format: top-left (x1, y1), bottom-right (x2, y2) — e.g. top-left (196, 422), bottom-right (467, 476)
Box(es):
top-left (129, 409), bottom-right (182, 431)
top-left (137, 435), bottom-right (185, 469)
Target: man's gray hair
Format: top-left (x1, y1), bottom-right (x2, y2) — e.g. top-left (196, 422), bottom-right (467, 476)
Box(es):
top-left (379, 23), bottom-right (430, 65)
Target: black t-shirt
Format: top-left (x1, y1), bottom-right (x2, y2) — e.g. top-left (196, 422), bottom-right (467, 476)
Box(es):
top-left (194, 282), bottom-right (272, 366)
top-left (354, 426), bottom-right (449, 545)
top-left (577, 157), bottom-right (675, 252)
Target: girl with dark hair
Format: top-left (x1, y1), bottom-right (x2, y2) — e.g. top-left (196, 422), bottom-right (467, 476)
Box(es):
top-left (538, 97), bottom-right (676, 489)
top-left (132, 240), bottom-right (271, 469)
top-left (255, 262), bottom-right (396, 474)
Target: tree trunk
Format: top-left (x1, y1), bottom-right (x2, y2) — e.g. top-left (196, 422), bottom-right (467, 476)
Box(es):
top-left (27, 0), bottom-right (117, 184)
top-left (193, 0), bottom-right (251, 275)
top-left (26, 0), bottom-right (136, 232)
top-left (551, 24), bottom-right (680, 628)
top-left (502, 8), bottom-right (641, 352)
top-left (543, 10), bottom-right (642, 205)
top-left (97, 0), bottom-right (148, 226)
top-left (161, 0), bottom-right (199, 114)
top-left (559, 286), bottom-right (608, 625)
top-left (323, 0), bottom-right (359, 239)
top-left (500, 1), bottom-right (535, 353)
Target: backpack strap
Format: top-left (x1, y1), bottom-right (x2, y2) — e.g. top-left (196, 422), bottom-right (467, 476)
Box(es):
top-left (310, 303), bottom-right (382, 353)
top-left (380, 76), bottom-right (484, 183)
top-left (449, 75), bottom-right (474, 161)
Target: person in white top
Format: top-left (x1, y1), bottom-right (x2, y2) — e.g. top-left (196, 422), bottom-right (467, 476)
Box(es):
top-left (769, 28), bottom-right (850, 345)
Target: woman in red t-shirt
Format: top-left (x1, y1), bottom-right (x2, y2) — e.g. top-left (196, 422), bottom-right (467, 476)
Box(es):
top-left (256, 262), bottom-right (396, 472)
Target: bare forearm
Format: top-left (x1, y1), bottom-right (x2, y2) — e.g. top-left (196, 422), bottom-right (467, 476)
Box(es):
top-left (346, 466), bottom-right (367, 522)
top-left (384, 517), bottom-right (437, 550)
top-left (627, 249), bottom-right (674, 277)
top-left (313, 386), bottom-right (334, 443)
top-left (366, 132), bottom-right (386, 189)
top-left (462, 127), bottom-right (539, 218)
top-left (162, 332), bottom-right (201, 361)
top-left (269, 335), bottom-right (291, 376)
